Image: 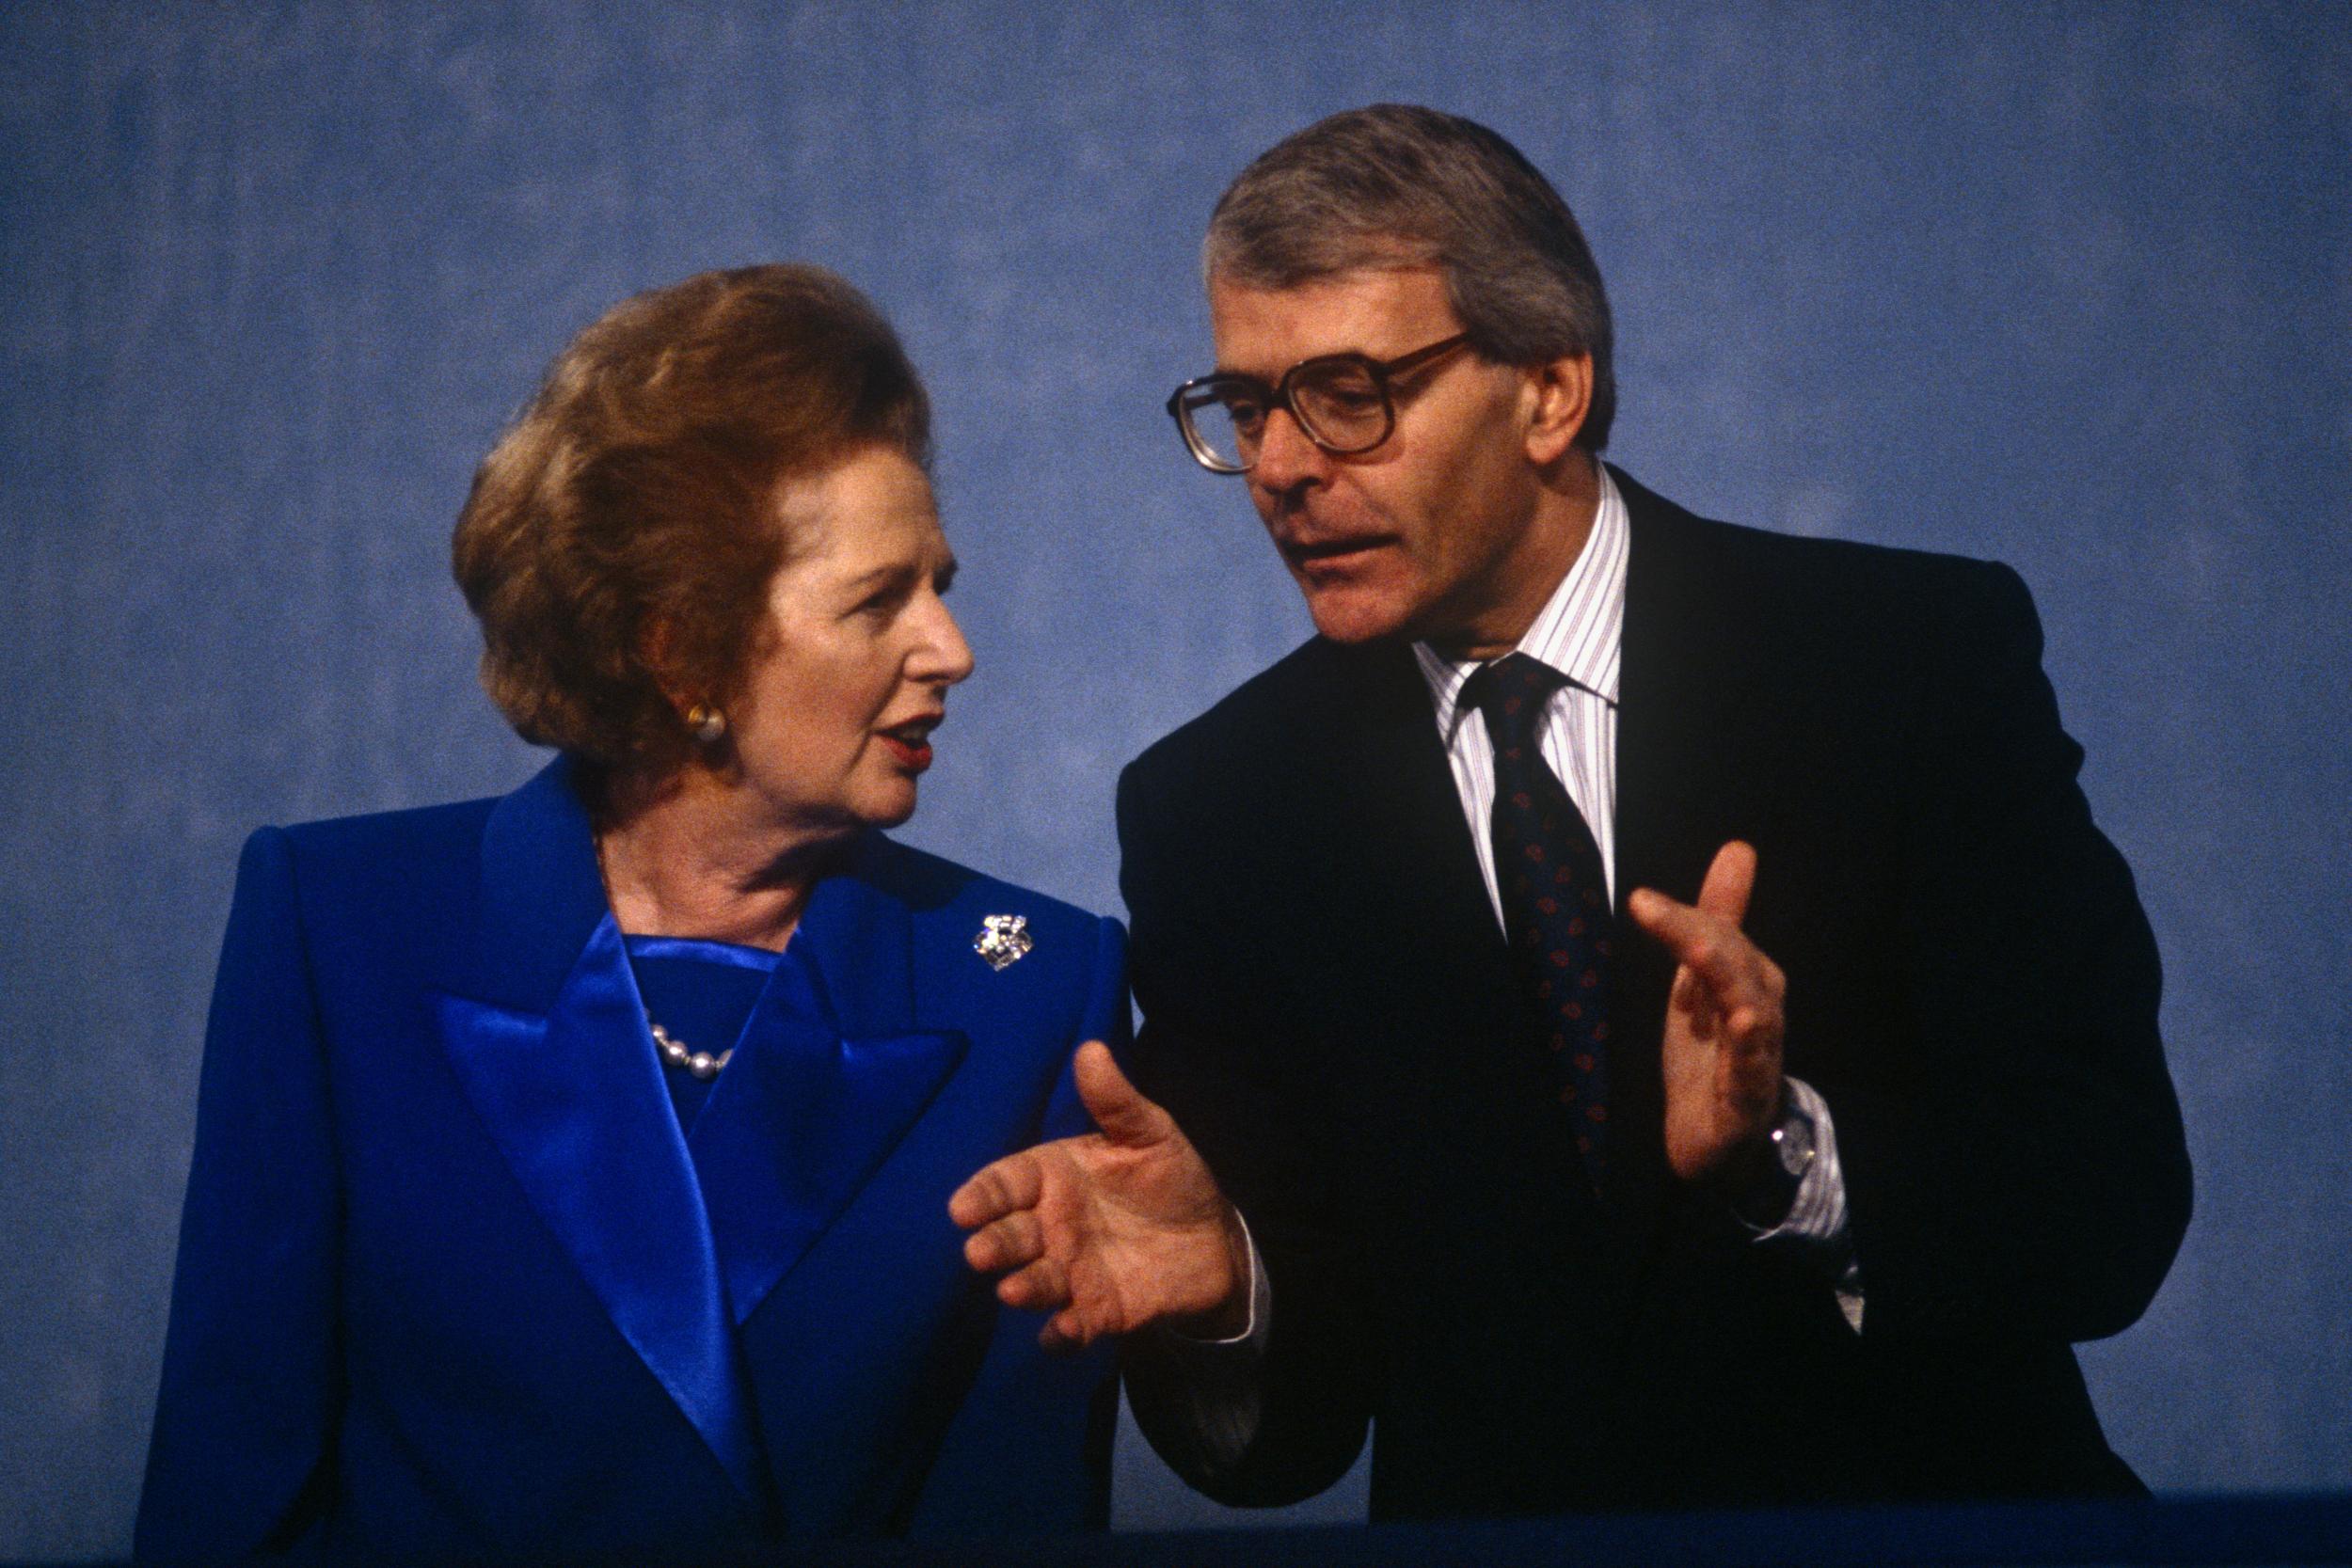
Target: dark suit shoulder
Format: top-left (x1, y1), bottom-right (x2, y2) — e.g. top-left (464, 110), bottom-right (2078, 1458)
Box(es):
top-left (1613, 467), bottom-right (2028, 634)
top-left (1121, 633), bottom-right (1409, 827)
top-left (1133, 476), bottom-right (2029, 784)
top-left (1126, 635), bottom-right (1336, 770)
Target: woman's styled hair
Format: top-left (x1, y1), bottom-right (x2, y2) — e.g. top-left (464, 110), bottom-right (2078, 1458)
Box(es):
top-left (1204, 103), bottom-right (1616, 451)
top-left (452, 263), bottom-right (930, 777)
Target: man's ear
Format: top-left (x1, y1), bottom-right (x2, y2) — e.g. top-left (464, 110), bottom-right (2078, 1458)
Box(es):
top-left (1520, 352), bottom-right (1593, 467)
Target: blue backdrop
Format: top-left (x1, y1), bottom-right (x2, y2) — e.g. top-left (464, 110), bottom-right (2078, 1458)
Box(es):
top-left (3, 2), bottom-right (2346, 1558)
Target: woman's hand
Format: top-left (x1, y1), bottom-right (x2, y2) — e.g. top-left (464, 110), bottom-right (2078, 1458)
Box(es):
top-left (950, 1041), bottom-right (1250, 1350)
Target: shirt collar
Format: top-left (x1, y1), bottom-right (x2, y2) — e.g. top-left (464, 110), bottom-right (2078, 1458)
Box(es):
top-left (1414, 462), bottom-right (1629, 740)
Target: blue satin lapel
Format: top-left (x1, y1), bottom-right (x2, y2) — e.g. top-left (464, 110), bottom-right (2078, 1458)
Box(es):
top-left (469, 758), bottom-right (610, 1009)
top-left (691, 877), bottom-right (966, 1324)
top-left (434, 915), bottom-right (761, 1502)
top-left (448, 789), bottom-right (962, 1463)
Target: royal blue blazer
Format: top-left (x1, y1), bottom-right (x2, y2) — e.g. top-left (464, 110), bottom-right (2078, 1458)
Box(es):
top-left (136, 760), bottom-right (1126, 1563)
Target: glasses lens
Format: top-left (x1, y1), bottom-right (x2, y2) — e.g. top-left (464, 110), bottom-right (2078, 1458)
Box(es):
top-left (1178, 382), bottom-right (1266, 472)
top-left (1291, 362), bottom-right (1391, 453)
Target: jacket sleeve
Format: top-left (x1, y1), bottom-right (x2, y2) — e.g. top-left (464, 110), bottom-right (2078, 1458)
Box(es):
top-left (1113, 759), bottom-right (1376, 1509)
top-left (135, 827), bottom-right (342, 1564)
top-left (1836, 562), bottom-right (2192, 1346)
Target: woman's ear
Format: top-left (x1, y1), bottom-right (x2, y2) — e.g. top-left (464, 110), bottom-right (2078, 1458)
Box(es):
top-left (638, 614), bottom-right (692, 717)
top-left (1520, 352), bottom-right (1594, 467)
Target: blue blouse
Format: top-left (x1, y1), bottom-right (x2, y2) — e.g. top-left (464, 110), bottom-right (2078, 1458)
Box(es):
top-left (625, 935), bottom-right (788, 1132)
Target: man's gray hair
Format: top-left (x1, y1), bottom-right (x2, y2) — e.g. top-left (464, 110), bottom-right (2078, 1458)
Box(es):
top-left (1205, 104), bottom-right (1616, 451)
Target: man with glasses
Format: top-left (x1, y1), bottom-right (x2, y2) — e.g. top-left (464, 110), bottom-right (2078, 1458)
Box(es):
top-left (954, 104), bottom-right (2188, 1518)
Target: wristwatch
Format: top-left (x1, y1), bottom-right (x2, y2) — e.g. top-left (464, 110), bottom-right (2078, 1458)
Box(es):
top-left (1769, 1096), bottom-right (1818, 1185)
top-left (1733, 1092), bottom-right (1816, 1228)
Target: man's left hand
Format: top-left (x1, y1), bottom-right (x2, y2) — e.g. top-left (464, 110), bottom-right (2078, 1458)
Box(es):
top-left (949, 1041), bottom-right (1250, 1351)
top-left (1628, 840), bottom-right (1788, 1185)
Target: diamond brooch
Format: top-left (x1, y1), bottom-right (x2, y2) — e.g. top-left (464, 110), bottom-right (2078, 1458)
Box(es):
top-left (974, 913), bottom-right (1034, 972)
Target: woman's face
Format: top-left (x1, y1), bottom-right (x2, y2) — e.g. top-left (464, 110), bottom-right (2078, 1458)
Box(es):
top-left (724, 443), bottom-right (973, 839)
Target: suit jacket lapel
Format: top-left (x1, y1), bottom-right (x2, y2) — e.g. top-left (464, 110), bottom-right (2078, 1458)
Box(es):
top-left (688, 843), bottom-right (967, 1327)
top-left (1334, 641), bottom-right (1515, 970)
top-left (1312, 643), bottom-right (1609, 1240)
top-left (433, 760), bottom-right (762, 1502)
top-left (1613, 467), bottom-right (1765, 905)
top-left (1611, 468), bottom-right (1772, 1255)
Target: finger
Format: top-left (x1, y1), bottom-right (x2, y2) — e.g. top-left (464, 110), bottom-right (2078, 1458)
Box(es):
top-left (1697, 951), bottom-right (1770, 1031)
top-left (1721, 1008), bottom-right (1783, 1079)
top-left (1717, 982), bottom-right (1786, 1107)
top-left (1073, 1039), bottom-right (1168, 1148)
top-left (1718, 1022), bottom-right (1784, 1119)
top-left (1626, 884), bottom-right (1694, 944)
top-left (995, 1256), bottom-right (1070, 1312)
top-left (1671, 964), bottom-right (1720, 1036)
top-left (1721, 958), bottom-right (1786, 1057)
top-left (1693, 840), bottom-right (1756, 927)
top-left (961, 1211), bottom-right (1045, 1275)
top-left (947, 1153), bottom-right (1044, 1230)
top-left (1640, 905), bottom-right (1770, 1029)
top-left (1629, 892), bottom-right (1741, 987)
top-left (1039, 1307), bottom-right (1089, 1353)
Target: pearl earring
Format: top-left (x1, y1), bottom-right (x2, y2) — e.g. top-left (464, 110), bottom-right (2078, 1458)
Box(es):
top-left (686, 704), bottom-right (726, 743)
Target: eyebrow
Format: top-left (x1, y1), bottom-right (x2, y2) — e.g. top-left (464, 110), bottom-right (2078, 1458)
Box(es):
top-left (839, 556), bottom-right (957, 595)
top-left (1207, 348), bottom-right (1371, 380)
top-left (839, 562), bottom-right (914, 595)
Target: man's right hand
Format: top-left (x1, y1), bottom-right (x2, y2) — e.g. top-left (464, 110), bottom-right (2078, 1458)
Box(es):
top-left (950, 1040), bottom-right (1251, 1350)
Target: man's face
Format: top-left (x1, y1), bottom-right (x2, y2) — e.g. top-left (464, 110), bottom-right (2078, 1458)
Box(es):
top-left (1207, 265), bottom-right (1552, 653)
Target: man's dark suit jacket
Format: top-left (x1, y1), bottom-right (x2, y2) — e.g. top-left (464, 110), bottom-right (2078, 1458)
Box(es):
top-left (1116, 469), bottom-right (2191, 1521)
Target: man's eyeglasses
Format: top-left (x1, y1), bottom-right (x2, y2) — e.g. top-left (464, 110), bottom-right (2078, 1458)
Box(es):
top-left (1166, 333), bottom-right (1472, 474)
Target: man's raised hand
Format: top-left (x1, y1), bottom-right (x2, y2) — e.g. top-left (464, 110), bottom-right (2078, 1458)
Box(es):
top-left (1628, 840), bottom-right (1788, 1185)
top-left (949, 1040), bottom-right (1249, 1351)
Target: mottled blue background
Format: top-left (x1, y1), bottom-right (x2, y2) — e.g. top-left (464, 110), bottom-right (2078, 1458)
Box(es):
top-left (2, 2), bottom-right (2346, 1558)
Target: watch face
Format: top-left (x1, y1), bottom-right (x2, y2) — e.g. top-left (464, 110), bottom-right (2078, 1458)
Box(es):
top-left (1773, 1111), bottom-right (1818, 1180)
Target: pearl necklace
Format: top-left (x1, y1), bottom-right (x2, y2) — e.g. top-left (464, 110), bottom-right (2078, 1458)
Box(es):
top-left (593, 833), bottom-right (740, 1082)
top-left (647, 1016), bottom-right (731, 1081)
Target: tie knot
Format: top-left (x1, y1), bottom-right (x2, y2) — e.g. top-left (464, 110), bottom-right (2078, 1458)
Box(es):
top-left (1456, 653), bottom-right (1568, 751)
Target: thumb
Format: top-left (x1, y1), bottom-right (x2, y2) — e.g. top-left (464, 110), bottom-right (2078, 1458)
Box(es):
top-left (1073, 1039), bottom-right (1168, 1147)
top-left (1694, 840), bottom-right (1756, 927)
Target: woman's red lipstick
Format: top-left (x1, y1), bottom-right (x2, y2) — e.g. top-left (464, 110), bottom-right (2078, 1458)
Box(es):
top-left (878, 718), bottom-right (939, 771)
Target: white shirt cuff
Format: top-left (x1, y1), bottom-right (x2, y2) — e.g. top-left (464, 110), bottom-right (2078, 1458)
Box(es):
top-left (1135, 1210), bottom-right (1270, 1471)
top-left (1745, 1075), bottom-right (1865, 1331)
top-left (1157, 1208), bottom-right (1269, 1352)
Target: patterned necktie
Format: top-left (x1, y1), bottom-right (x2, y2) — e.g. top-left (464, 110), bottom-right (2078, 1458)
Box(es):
top-left (1456, 653), bottom-right (1613, 1181)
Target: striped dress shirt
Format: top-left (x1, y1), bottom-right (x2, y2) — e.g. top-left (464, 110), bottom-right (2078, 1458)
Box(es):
top-left (1412, 466), bottom-right (1629, 914)
top-left (1410, 467), bottom-right (1857, 1298)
